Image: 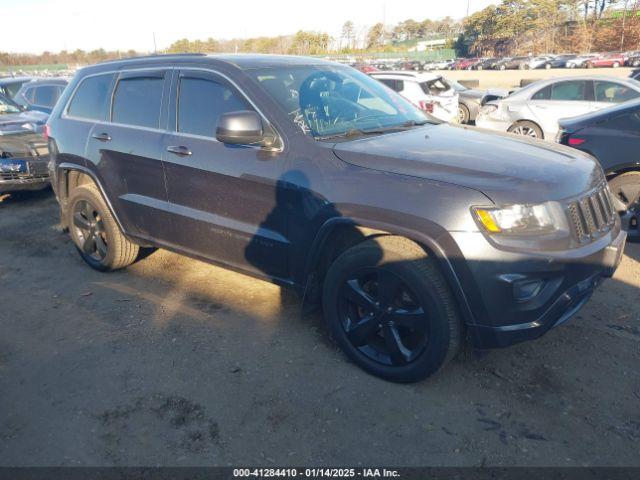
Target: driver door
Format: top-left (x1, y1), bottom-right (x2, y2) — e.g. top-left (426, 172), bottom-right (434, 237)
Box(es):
top-left (160, 69), bottom-right (289, 279)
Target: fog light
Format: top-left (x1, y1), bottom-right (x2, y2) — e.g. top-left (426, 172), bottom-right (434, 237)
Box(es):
top-left (513, 279), bottom-right (544, 302)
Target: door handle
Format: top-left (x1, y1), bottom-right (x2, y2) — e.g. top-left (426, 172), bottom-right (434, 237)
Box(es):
top-left (92, 132), bottom-right (111, 142)
top-left (166, 145), bottom-right (192, 156)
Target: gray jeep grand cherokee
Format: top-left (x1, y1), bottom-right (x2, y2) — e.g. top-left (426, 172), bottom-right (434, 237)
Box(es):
top-left (46, 54), bottom-right (626, 382)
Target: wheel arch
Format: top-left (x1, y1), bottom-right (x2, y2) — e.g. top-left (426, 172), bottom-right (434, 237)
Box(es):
top-left (302, 216), bottom-right (478, 328)
top-left (604, 163), bottom-right (640, 179)
top-left (56, 163), bottom-right (126, 234)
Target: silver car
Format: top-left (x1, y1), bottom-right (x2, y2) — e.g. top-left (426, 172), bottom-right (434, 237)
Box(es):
top-left (475, 76), bottom-right (640, 140)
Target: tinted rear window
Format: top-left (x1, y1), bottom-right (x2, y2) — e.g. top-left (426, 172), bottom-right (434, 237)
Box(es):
top-left (67, 74), bottom-right (115, 120)
top-left (421, 77), bottom-right (450, 95)
top-left (32, 85), bottom-right (63, 107)
top-left (112, 76), bottom-right (163, 128)
top-left (595, 81), bottom-right (640, 103)
top-left (178, 77), bottom-right (248, 137)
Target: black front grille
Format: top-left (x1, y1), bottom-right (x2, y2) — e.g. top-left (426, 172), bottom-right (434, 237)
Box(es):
top-left (567, 183), bottom-right (616, 243)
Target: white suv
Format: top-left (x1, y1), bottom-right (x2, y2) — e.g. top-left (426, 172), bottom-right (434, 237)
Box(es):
top-left (370, 71), bottom-right (459, 123)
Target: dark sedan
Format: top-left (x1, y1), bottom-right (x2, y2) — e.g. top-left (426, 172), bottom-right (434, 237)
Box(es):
top-left (558, 99), bottom-right (640, 240)
top-left (12, 78), bottom-right (68, 114)
top-left (548, 54), bottom-right (578, 68)
top-left (0, 93), bottom-right (50, 193)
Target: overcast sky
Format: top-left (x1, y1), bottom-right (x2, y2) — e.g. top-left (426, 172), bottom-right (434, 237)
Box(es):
top-left (4, 0), bottom-right (496, 54)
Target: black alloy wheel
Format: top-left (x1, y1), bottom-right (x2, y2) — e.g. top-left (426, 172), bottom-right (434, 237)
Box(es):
top-left (72, 199), bottom-right (108, 261)
top-left (337, 267), bottom-right (430, 367)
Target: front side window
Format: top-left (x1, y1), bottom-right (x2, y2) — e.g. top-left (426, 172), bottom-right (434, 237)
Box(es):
top-left (549, 81), bottom-right (587, 101)
top-left (177, 77), bottom-right (249, 137)
top-left (250, 66), bottom-right (428, 138)
top-left (67, 74), bottom-right (115, 120)
top-left (595, 81), bottom-right (640, 103)
top-left (112, 76), bottom-right (163, 128)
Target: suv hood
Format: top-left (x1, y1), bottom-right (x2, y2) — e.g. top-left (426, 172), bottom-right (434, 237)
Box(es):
top-left (0, 110), bottom-right (48, 135)
top-left (332, 124), bottom-right (603, 205)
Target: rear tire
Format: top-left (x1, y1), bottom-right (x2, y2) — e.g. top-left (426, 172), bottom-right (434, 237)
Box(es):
top-left (609, 172), bottom-right (640, 210)
top-left (458, 104), bottom-right (470, 124)
top-left (609, 172), bottom-right (640, 241)
top-left (613, 62), bottom-right (620, 68)
top-left (508, 120), bottom-right (544, 139)
top-left (322, 236), bottom-right (461, 383)
top-left (67, 185), bottom-right (139, 271)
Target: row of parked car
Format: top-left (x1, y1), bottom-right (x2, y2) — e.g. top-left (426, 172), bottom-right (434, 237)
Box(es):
top-left (355, 51), bottom-right (640, 73)
top-left (444, 52), bottom-right (640, 71)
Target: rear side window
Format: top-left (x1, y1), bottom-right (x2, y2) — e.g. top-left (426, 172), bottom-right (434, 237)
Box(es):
top-left (67, 74), bottom-right (115, 120)
top-left (378, 79), bottom-right (403, 92)
top-left (112, 76), bottom-right (163, 128)
top-left (595, 81), bottom-right (640, 103)
top-left (532, 85), bottom-right (552, 100)
top-left (550, 81), bottom-right (587, 101)
top-left (32, 85), bottom-right (63, 107)
top-left (177, 77), bottom-right (249, 137)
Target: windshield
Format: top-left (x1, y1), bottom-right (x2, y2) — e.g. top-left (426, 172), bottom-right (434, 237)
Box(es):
top-left (0, 94), bottom-right (21, 115)
top-left (248, 65), bottom-right (430, 139)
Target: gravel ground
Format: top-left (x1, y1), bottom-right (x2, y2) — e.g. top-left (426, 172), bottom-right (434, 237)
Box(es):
top-left (0, 189), bottom-right (639, 467)
top-left (440, 67), bottom-right (635, 89)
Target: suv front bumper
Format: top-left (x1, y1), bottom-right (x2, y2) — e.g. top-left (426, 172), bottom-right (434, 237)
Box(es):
top-left (450, 228), bottom-right (626, 349)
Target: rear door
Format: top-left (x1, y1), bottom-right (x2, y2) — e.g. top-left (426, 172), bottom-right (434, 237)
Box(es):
top-left (160, 69), bottom-right (288, 279)
top-left (527, 80), bottom-right (592, 138)
top-left (85, 69), bottom-right (171, 241)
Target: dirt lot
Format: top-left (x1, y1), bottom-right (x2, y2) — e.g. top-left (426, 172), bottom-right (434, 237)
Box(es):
top-left (0, 189), bottom-right (639, 467)
top-left (441, 66), bottom-right (635, 89)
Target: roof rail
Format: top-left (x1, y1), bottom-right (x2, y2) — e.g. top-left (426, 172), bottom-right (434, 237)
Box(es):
top-left (98, 53), bottom-right (208, 65)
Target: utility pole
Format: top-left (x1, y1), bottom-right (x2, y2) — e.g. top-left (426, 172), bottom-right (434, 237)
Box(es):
top-left (466, 0), bottom-right (470, 17)
top-left (153, 32), bottom-right (157, 54)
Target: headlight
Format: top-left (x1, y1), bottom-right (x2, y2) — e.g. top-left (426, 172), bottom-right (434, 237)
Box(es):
top-left (473, 203), bottom-right (558, 235)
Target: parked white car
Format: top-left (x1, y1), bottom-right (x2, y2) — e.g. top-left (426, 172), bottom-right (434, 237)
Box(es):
top-left (370, 71), bottom-right (459, 122)
top-left (476, 76), bottom-right (640, 140)
top-left (527, 56), bottom-right (554, 69)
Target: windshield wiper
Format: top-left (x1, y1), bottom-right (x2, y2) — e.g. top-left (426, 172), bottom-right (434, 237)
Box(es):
top-left (316, 120), bottom-right (430, 141)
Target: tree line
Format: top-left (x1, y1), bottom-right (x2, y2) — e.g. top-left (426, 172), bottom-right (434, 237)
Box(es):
top-left (0, 2), bottom-right (635, 68)
top-left (458, 0), bottom-right (640, 57)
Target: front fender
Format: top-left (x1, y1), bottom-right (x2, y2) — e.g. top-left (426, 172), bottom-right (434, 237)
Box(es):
top-left (303, 214), bottom-right (487, 330)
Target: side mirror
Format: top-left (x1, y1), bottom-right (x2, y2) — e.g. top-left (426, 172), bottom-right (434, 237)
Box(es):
top-left (216, 110), bottom-right (265, 146)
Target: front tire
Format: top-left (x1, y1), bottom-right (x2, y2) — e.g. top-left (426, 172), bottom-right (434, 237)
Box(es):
top-left (322, 236), bottom-right (461, 383)
top-left (67, 185), bottom-right (139, 271)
